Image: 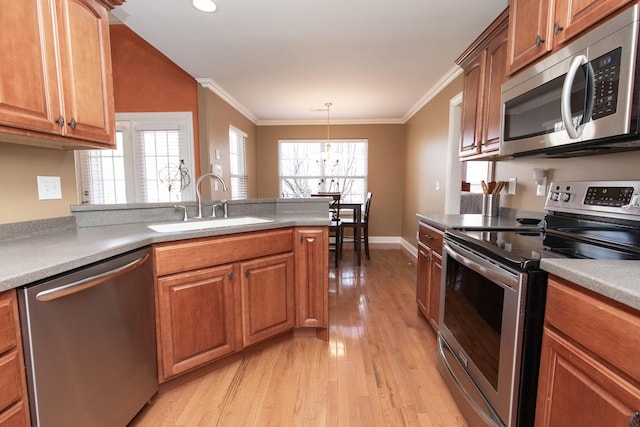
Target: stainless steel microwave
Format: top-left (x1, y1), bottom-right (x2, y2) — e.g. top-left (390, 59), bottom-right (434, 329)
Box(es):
top-left (500, 5), bottom-right (640, 158)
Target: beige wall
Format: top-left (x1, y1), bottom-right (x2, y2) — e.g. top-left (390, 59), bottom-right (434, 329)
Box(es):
top-left (256, 124), bottom-right (405, 237)
top-left (402, 76), bottom-right (463, 245)
top-left (494, 151), bottom-right (640, 211)
top-left (0, 143), bottom-right (78, 223)
top-left (198, 86), bottom-right (258, 199)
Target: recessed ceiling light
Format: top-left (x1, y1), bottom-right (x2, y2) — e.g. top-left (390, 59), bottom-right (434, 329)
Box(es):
top-left (192, 0), bottom-right (217, 13)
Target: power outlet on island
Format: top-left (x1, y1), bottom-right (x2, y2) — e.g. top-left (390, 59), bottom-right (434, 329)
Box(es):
top-left (37, 176), bottom-right (62, 200)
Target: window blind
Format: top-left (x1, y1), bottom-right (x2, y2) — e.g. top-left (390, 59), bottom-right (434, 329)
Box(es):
top-left (229, 126), bottom-right (248, 200)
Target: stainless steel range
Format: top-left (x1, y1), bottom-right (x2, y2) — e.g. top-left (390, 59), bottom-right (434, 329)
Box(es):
top-left (437, 180), bottom-right (640, 427)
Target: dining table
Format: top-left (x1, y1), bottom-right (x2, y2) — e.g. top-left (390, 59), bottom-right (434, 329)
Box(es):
top-left (337, 202), bottom-right (362, 266)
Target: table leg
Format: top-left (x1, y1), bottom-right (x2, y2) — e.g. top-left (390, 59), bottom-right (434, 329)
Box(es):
top-left (355, 207), bottom-right (361, 266)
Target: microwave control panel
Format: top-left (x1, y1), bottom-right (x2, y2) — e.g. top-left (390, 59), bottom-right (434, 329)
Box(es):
top-left (590, 47), bottom-right (621, 120)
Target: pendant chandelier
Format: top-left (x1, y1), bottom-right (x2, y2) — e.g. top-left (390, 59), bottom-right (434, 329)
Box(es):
top-left (316, 102), bottom-right (342, 168)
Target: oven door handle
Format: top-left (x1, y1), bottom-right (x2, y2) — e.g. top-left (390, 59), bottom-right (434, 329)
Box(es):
top-left (443, 240), bottom-right (520, 290)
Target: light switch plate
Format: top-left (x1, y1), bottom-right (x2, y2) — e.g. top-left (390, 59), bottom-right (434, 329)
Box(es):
top-left (37, 176), bottom-right (62, 200)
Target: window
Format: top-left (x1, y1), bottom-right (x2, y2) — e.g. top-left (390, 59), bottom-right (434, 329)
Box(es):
top-left (463, 161), bottom-right (491, 193)
top-left (279, 139), bottom-right (367, 203)
top-left (229, 126), bottom-right (248, 200)
top-left (77, 112), bottom-right (195, 204)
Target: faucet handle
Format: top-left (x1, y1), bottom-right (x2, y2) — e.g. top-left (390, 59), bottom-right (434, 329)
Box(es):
top-left (174, 205), bottom-right (189, 221)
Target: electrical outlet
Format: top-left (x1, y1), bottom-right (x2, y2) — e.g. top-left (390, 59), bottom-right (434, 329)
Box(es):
top-left (507, 178), bottom-right (517, 195)
top-left (37, 176), bottom-right (62, 200)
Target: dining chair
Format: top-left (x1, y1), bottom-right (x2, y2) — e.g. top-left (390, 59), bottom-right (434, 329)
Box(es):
top-left (311, 193), bottom-right (342, 266)
top-left (341, 192), bottom-right (372, 260)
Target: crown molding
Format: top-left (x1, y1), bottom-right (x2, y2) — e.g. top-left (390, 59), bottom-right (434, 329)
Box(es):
top-left (196, 78), bottom-right (259, 124)
top-left (402, 65), bottom-right (463, 123)
top-left (198, 66), bottom-right (462, 126)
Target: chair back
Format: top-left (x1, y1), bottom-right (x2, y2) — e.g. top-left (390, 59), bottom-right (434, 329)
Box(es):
top-left (363, 192), bottom-right (372, 223)
top-left (311, 192), bottom-right (341, 222)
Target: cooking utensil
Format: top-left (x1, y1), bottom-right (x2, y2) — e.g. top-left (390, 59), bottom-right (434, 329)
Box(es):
top-left (481, 180), bottom-right (488, 194)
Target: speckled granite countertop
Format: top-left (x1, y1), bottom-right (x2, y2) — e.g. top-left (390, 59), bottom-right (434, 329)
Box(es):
top-left (416, 210), bottom-right (640, 312)
top-left (0, 199), bottom-right (329, 292)
top-left (416, 209), bottom-right (544, 231)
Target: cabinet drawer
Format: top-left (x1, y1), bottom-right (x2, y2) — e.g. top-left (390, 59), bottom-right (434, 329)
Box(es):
top-left (0, 295), bottom-right (18, 355)
top-left (154, 229), bottom-right (294, 276)
top-left (545, 276), bottom-right (640, 382)
top-left (418, 222), bottom-right (443, 254)
top-left (0, 352), bottom-right (23, 412)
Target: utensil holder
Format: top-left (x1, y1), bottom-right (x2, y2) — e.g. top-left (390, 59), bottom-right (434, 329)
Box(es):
top-left (482, 194), bottom-right (500, 217)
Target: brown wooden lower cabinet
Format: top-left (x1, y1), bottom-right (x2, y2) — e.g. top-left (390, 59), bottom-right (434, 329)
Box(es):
top-left (0, 290), bottom-right (30, 427)
top-left (153, 227), bottom-right (328, 383)
top-left (416, 222), bottom-right (443, 332)
top-left (295, 228), bottom-right (328, 328)
top-left (241, 253), bottom-right (295, 346)
top-left (156, 264), bottom-right (237, 381)
top-left (535, 276), bottom-right (640, 426)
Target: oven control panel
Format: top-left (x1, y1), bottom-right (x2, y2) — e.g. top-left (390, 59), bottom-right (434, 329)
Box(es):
top-left (545, 180), bottom-right (640, 218)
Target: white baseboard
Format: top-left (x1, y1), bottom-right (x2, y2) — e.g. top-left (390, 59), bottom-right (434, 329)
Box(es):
top-left (348, 236), bottom-right (418, 259)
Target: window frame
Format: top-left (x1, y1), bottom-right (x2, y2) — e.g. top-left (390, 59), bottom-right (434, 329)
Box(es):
top-left (278, 139), bottom-right (368, 203)
top-left (75, 112), bottom-right (195, 204)
top-left (229, 125), bottom-right (248, 200)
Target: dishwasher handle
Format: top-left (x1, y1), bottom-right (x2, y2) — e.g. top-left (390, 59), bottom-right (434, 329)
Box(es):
top-left (36, 253), bottom-right (151, 302)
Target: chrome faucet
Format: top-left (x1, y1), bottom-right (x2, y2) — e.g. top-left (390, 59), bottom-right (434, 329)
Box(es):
top-left (195, 173), bottom-right (228, 218)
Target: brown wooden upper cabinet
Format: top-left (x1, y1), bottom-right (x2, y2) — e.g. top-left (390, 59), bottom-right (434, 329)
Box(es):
top-left (0, 0), bottom-right (119, 149)
top-left (507, 0), bottom-right (632, 75)
top-left (457, 8), bottom-right (509, 159)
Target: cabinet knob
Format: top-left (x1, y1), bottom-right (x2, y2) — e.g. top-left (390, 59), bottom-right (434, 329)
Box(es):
top-left (630, 412), bottom-right (640, 427)
top-left (67, 117), bottom-right (77, 129)
top-left (227, 272), bottom-right (233, 280)
top-left (554, 23), bottom-right (564, 35)
top-left (55, 115), bottom-right (65, 127)
top-left (535, 35), bottom-right (545, 48)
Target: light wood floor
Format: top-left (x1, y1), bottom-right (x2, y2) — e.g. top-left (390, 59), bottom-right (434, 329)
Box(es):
top-left (129, 249), bottom-right (467, 427)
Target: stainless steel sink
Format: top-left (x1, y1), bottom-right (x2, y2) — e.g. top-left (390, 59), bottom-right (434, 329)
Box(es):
top-left (147, 216), bottom-right (273, 233)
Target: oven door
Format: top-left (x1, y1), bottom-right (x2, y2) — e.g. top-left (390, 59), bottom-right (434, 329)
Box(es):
top-left (438, 238), bottom-right (526, 427)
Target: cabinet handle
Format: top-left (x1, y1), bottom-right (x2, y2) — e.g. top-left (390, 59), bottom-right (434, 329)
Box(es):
top-left (244, 270), bottom-right (249, 277)
top-left (419, 250), bottom-right (431, 261)
top-left (630, 412), bottom-right (640, 427)
top-left (425, 235), bottom-right (434, 240)
top-left (55, 115), bottom-right (65, 127)
top-left (535, 35), bottom-right (545, 48)
top-left (227, 272), bottom-right (233, 280)
top-left (554, 23), bottom-right (564, 35)
top-left (67, 117), bottom-right (77, 129)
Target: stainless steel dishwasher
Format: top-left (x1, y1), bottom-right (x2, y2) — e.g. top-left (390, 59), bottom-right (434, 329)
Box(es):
top-left (17, 247), bottom-right (157, 427)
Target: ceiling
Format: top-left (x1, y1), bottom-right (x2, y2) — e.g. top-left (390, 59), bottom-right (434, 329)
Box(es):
top-left (111, 0), bottom-right (508, 125)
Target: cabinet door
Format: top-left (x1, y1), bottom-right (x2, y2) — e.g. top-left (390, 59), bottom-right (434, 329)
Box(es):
top-left (553, 0), bottom-right (632, 47)
top-left (240, 253), bottom-right (295, 346)
top-left (0, 291), bottom-right (30, 427)
top-left (295, 228), bottom-right (329, 328)
top-left (535, 328), bottom-right (640, 427)
top-left (156, 265), bottom-right (236, 381)
top-left (0, 0), bottom-right (62, 136)
top-left (416, 244), bottom-right (429, 317)
top-left (481, 26), bottom-right (508, 152)
top-left (426, 251), bottom-right (442, 332)
top-left (507, 0), bottom-right (552, 74)
top-left (55, 0), bottom-right (115, 145)
top-left (459, 51), bottom-right (485, 157)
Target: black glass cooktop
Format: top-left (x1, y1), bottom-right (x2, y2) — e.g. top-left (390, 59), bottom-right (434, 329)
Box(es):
top-left (445, 229), bottom-right (562, 271)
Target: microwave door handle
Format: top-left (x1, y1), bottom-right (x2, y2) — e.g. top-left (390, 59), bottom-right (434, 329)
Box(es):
top-left (561, 55), bottom-right (588, 139)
